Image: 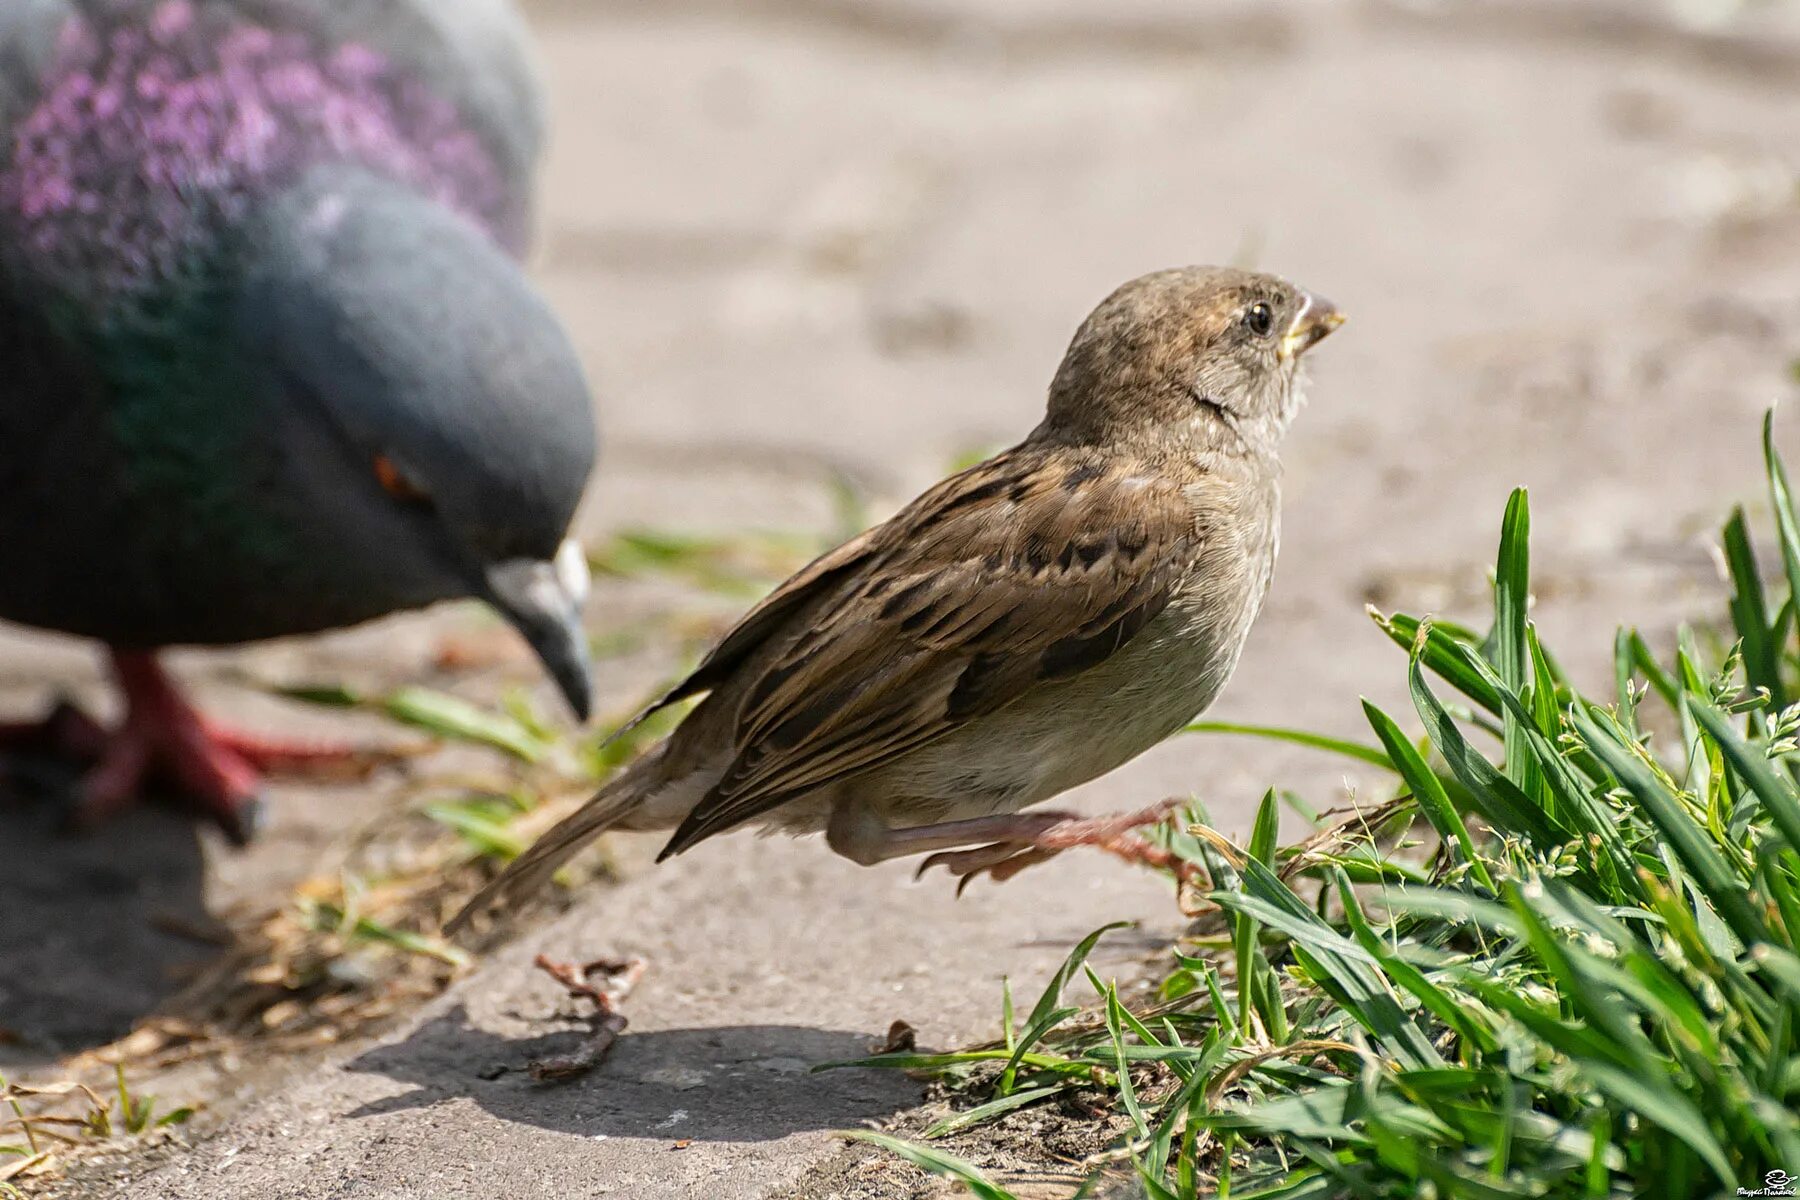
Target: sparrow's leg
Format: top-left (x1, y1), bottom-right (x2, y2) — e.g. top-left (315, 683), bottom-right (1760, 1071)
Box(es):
top-left (827, 795), bottom-right (1186, 889)
top-left (919, 802), bottom-right (1190, 891)
top-left (3, 650), bottom-right (371, 845)
top-left (825, 797), bottom-right (1081, 866)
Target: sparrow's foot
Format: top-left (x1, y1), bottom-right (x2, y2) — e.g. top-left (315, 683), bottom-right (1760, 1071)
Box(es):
top-left (915, 800), bottom-right (1189, 893)
top-left (919, 843), bottom-right (1063, 893)
top-left (3, 651), bottom-right (377, 845)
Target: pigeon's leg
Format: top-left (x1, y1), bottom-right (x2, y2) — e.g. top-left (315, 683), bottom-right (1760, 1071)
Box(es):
top-left (71, 652), bottom-right (269, 845)
top-left (0, 659), bottom-right (371, 839)
top-left (826, 796), bottom-right (1187, 891)
top-left (68, 651), bottom-right (375, 843)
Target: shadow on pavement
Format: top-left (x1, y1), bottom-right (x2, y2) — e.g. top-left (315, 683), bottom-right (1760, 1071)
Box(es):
top-left (345, 1005), bottom-right (924, 1142)
top-left (0, 788), bottom-right (217, 1065)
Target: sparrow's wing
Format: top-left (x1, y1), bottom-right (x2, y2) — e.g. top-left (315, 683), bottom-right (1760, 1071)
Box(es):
top-left (659, 451), bottom-right (1200, 856)
top-left (596, 527), bottom-right (886, 748)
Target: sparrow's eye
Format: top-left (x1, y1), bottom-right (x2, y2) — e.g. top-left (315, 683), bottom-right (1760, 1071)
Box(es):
top-left (373, 454), bottom-right (433, 507)
top-left (1243, 302), bottom-right (1275, 338)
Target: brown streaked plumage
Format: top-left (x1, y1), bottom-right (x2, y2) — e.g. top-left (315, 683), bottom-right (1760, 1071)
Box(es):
top-left (448, 265), bottom-right (1344, 935)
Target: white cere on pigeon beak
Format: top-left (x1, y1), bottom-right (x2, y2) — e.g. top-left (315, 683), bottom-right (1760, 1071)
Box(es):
top-left (489, 544), bottom-right (589, 624)
top-left (555, 538), bottom-right (592, 611)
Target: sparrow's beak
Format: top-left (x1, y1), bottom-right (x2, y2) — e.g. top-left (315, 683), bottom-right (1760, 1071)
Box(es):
top-left (1281, 292), bottom-right (1346, 359)
top-left (484, 539), bottom-right (594, 722)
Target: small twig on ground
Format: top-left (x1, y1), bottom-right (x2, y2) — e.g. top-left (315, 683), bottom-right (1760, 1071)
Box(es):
top-left (527, 1011), bottom-right (628, 1083)
top-left (525, 953), bottom-right (647, 1083)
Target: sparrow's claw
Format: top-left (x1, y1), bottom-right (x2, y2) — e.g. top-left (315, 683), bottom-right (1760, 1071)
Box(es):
top-left (914, 800), bottom-right (1190, 892)
top-left (927, 844), bottom-right (1068, 895)
top-left (918, 842), bottom-right (1064, 891)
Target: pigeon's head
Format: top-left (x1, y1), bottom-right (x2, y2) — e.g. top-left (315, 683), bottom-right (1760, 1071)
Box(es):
top-left (238, 168), bottom-right (598, 719)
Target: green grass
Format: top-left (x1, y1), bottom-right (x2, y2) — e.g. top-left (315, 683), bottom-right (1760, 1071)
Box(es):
top-left (837, 411), bottom-right (1800, 1198)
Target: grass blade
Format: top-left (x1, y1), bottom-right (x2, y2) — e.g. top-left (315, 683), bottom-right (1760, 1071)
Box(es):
top-left (1372, 611), bottom-right (1502, 715)
top-left (1363, 700), bottom-right (1493, 891)
top-left (921, 1087), bottom-right (1062, 1139)
top-left (383, 688), bottom-right (550, 763)
top-left (993, 922), bottom-right (1128, 1092)
top-left (1493, 489), bottom-right (1541, 796)
top-left (1234, 860), bottom-right (1442, 1069)
top-left (1690, 701), bottom-right (1800, 856)
top-left (1574, 705), bottom-right (1768, 947)
top-left (1765, 408), bottom-right (1800, 665)
top-left (1408, 652), bottom-right (1564, 848)
top-left (1183, 722), bottom-right (1396, 771)
top-left (1723, 508), bottom-right (1784, 707)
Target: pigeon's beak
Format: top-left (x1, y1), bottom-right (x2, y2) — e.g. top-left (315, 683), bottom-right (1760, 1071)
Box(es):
top-left (1281, 292), bottom-right (1346, 360)
top-left (485, 540), bottom-right (594, 722)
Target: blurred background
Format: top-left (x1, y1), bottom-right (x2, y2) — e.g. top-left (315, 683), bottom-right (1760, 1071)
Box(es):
top-left (6, 0), bottom-right (1800, 1192)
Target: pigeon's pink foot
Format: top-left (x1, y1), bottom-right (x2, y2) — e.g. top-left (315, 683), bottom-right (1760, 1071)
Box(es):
top-left (194, 718), bottom-right (364, 775)
top-left (72, 651), bottom-right (268, 844)
top-left (3, 651), bottom-right (366, 845)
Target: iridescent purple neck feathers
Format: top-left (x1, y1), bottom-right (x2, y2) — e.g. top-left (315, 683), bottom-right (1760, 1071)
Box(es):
top-left (1, 0), bottom-right (516, 313)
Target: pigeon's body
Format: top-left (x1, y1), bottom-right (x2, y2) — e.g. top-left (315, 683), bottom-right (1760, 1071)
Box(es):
top-left (0, 0), bottom-right (598, 837)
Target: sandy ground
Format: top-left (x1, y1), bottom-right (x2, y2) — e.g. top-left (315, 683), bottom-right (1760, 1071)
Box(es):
top-left (8, 0), bottom-right (1800, 1195)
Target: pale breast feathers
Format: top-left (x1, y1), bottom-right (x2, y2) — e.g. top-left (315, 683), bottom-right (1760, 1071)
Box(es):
top-left (639, 450), bottom-right (1204, 855)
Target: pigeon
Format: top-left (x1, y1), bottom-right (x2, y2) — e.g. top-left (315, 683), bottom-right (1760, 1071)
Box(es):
top-left (451, 267), bottom-right (1343, 933)
top-left (0, 0), bottom-right (598, 842)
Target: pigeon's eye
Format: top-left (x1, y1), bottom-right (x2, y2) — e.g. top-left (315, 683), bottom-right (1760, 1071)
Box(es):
top-left (1243, 302), bottom-right (1275, 338)
top-left (373, 454), bottom-right (433, 507)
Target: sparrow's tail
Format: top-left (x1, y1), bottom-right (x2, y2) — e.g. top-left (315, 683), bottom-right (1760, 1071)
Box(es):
top-left (444, 766), bottom-right (647, 938)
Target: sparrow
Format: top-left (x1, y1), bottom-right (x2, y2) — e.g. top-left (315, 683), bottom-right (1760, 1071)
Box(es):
top-left (449, 265), bottom-right (1342, 934)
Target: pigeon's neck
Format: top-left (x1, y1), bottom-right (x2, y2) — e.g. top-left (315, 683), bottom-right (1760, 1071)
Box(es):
top-left (0, 0), bottom-right (519, 321)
